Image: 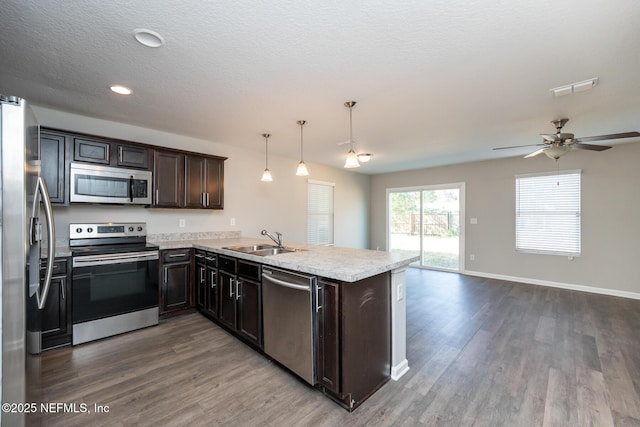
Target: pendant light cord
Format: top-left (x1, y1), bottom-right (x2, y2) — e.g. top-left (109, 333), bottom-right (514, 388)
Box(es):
top-left (300, 123), bottom-right (304, 161)
top-left (349, 105), bottom-right (354, 151)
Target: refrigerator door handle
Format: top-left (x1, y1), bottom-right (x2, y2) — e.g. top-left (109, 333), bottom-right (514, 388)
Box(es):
top-left (35, 176), bottom-right (56, 309)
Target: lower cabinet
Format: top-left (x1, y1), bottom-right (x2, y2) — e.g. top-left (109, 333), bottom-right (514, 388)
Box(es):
top-left (316, 273), bottom-right (391, 410)
top-left (159, 249), bottom-right (194, 316)
top-left (218, 256), bottom-right (262, 349)
top-left (195, 250), bottom-right (218, 319)
top-left (41, 258), bottom-right (72, 350)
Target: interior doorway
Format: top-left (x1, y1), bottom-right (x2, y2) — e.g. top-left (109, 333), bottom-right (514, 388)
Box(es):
top-left (387, 183), bottom-right (465, 271)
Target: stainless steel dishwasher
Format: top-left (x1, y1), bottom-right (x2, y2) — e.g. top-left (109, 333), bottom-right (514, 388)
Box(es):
top-left (262, 267), bottom-right (318, 385)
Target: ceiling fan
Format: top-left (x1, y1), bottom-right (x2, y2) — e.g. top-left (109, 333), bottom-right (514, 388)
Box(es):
top-left (494, 118), bottom-right (640, 160)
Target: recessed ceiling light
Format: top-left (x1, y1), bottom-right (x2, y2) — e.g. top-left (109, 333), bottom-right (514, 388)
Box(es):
top-left (110, 85), bottom-right (132, 95)
top-left (133, 29), bottom-right (165, 48)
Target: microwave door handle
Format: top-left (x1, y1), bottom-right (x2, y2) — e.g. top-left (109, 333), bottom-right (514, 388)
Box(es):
top-left (129, 176), bottom-right (134, 203)
top-left (36, 177), bottom-right (56, 310)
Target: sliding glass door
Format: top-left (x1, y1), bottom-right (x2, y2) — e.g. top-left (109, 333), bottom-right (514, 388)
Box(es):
top-left (388, 183), bottom-right (465, 271)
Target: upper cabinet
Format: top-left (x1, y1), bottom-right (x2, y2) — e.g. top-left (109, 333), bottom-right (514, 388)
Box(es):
top-left (184, 155), bottom-right (224, 209)
top-left (40, 127), bottom-right (226, 209)
top-left (153, 150), bottom-right (185, 208)
top-left (40, 130), bottom-right (67, 204)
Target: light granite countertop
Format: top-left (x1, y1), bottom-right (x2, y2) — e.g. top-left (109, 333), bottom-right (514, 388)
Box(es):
top-left (156, 237), bottom-right (419, 282)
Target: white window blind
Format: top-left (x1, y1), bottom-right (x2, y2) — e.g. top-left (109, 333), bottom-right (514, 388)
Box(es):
top-left (515, 170), bottom-right (581, 256)
top-left (307, 180), bottom-right (334, 245)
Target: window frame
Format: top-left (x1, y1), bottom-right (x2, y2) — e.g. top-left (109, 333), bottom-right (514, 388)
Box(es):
top-left (515, 169), bottom-right (581, 256)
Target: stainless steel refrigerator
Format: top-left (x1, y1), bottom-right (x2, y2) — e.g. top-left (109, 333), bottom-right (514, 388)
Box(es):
top-left (1, 95), bottom-right (56, 427)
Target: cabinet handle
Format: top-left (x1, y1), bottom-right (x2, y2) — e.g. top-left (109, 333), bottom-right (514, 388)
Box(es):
top-left (200, 267), bottom-right (206, 283)
top-left (168, 253), bottom-right (187, 258)
top-left (206, 192), bottom-right (210, 207)
top-left (229, 279), bottom-right (234, 297)
top-left (156, 189), bottom-right (159, 204)
top-left (119, 146), bottom-right (123, 163)
top-left (211, 271), bottom-right (216, 288)
top-left (205, 256), bottom-right (216, 262)
top-left (60, 279), bottom-right (65, 300)
top-left (315, 285), bottom-right (322, 312)
top-left (164, 267), bottom-right (168, 283)
top-left (235, 280), bottom-right (241, 300)
top-left (195, 254), bottom-right (205, 259)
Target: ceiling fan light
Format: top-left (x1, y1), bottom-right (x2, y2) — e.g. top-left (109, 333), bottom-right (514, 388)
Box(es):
top-left (296, 161), bottom-right (309, 176)
top-left (544, 146), bottom-right (570, 160)
top-left (344, 149), bottom-right (360, 168)
top-left (261, 168), bottom-right (273, 182)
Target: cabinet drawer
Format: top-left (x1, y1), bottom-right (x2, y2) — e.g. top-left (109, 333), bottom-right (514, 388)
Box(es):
top-left (40, 258), bottom-right (67, 276)
top-left (162, 249), bottom-right (191, 263)
top-left (219, 255), bottom-right (237, 273)
top-left (205, 252), bottom-right (218, 268)
top-left (238, 260), bottom-right (261, 281)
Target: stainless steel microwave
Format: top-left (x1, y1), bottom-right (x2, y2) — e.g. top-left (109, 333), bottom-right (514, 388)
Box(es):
top-left (70, 162), bottom-right (152, 205)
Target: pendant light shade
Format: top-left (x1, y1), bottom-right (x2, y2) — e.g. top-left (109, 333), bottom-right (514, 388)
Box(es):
top-left (296, 120), bottom-right (309, 176)
top-left (261, 133), bottom-right (273, 182)
top-left (343, 101), bottom-right (360, 168)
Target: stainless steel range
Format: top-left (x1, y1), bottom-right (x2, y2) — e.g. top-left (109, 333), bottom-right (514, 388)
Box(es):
top-left (70, 222), bottom-right (159, 345)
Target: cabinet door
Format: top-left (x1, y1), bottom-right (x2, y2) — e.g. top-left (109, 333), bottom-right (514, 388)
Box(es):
top-left (73, 137), bottom-right (110, 164)
top-left (117, 144), bottom-right (150, 169)
top-left (161, 262), bottom-right (191, 314)
top-left (205, 267), bottom-right (218, 319)
top-left (185, 155), bottom-right (206, 208)
top-left (153, 150), bottom-right (184, 208)
top-left (41, 276), bottom-right (68, 338)
top-left (205, 158), bottom-right (224, 209)
top-left (317, 281), bottom-right (341, 395)
top-left (40, 132), bottom-right (66, 204)
top-left (218, 271), bottom-right (237, 329)
top-left (237, 278), bottom-right (261, 348)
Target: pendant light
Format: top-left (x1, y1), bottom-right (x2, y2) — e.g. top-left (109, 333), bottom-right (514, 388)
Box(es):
top-left (343, 101), bottom-right (360, 168)
top-left (261, 133), bottom-right (273, 182)
top-left (296, 120), bottom-right (309, 176)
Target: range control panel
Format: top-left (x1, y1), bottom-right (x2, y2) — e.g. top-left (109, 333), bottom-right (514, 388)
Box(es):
top-left (70, 222), bottom-right (147, 240)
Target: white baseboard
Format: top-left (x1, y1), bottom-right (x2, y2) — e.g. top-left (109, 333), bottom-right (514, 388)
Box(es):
top-left (391, 359), bottom-right (410, 381)
top-left (462, 270), bottom-right (640, 300)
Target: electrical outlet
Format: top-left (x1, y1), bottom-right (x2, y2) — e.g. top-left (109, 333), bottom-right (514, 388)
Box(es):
top-left (397, 283), bottom-right (404, 301)
top-left (470, 254), bottom-right (475, 261)
top-left (470, 218), bottom-right (478, 224)
top-left (179, 219), bottom-right (186, 228)
top-left (230, 217), bottom-right (236, 226)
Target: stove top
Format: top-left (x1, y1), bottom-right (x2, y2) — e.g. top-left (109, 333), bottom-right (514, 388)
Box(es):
top-left (69, 222), bottom-right (156, 255)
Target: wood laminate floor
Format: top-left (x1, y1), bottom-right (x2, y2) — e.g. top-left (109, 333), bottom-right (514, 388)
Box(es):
top-left (27, 269), bottom-right (640, 426)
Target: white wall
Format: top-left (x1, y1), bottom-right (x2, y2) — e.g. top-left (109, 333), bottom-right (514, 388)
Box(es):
top-left (370, 142), bottom-right (640, 295)
top-left (33, 106), bottom-right (370, 249)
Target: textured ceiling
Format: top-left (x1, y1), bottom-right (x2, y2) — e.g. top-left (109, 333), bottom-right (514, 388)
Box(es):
top-left (1, 0), bottom-right (639, 174)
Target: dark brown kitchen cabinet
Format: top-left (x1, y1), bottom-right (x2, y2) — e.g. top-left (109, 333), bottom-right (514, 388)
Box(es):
top-left (39, 130), bottom-right (66, 204)
top-left (153, 150), bottom-right (185, 208)
top-left (40, 258), bottom-right (72, 350)
top-left (73, 137), bottom-right (110, 164)
top-left (316, 273), bottom-right (391, 410)
top-left (185, 155), bottom-right (224, 209)
top-left (195, 250), bottom-right (218, 319)
top-left (159, 249), bottom-right (194, 316)
top-left (115, 144), bottom-right (150, 169)
top-left (217, 256), bottom-right (262, 348)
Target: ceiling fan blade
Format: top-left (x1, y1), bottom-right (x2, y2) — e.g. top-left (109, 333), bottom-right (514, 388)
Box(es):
top-left (493, 143), bottom-right (545, 151)
top-left (524, 148), bottom-right (546, 158)
top-left (577, 131), bottom-right (640, 142)
top-left (336, 140), bottom-right (352, 146)
top-left (571, 143), bottom-right (612, 152)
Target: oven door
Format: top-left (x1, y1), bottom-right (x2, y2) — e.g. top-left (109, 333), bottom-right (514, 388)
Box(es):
top-left (72, 251), bottom-right (159, 324)
top-left (70, 162), bottom-right (152, 205)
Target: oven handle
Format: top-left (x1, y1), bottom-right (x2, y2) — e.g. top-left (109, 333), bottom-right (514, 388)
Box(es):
top-left (73, 251), bottom-right (159, 268)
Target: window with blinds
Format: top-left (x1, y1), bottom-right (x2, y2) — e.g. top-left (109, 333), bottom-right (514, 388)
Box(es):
top-left (307, 180), bottom-right (335, 245)
top-left (515, 170), bottom-right (581, 256)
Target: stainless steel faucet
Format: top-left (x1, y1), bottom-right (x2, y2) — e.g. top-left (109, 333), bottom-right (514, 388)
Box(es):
top-left (261, 229), bottom-right (283, 248)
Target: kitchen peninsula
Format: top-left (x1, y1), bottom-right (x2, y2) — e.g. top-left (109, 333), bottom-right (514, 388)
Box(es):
top-left (156, 236), bottom-right (418, 409)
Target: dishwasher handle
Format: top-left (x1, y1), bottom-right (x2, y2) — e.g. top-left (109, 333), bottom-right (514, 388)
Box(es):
top-left (262, 272), bottom-right (311, 292)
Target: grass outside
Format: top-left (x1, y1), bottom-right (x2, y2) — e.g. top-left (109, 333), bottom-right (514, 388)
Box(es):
top-left (390, 233), bottom-right (459, 270)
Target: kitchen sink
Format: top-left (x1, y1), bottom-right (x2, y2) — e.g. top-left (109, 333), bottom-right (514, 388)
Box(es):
top-left (223, 244), bottom-right (278, 253)
top-left (223, 245), bottom-right (303, 256)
